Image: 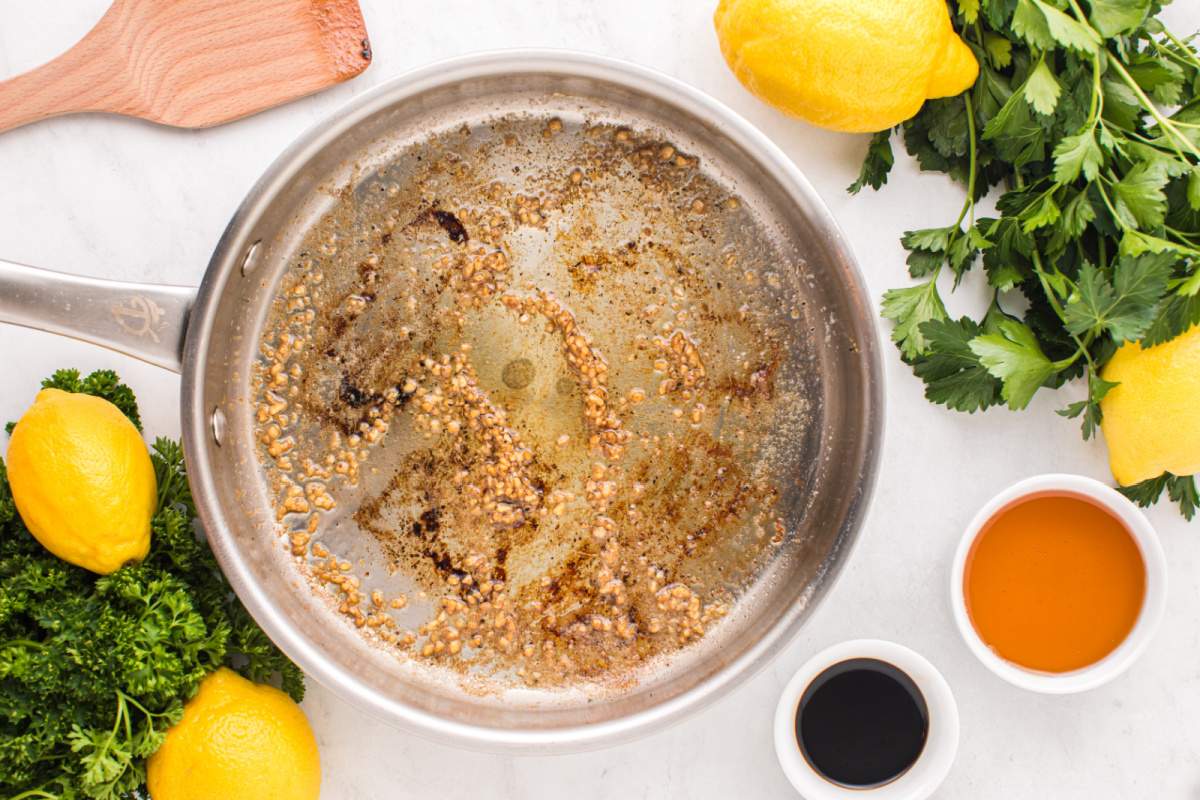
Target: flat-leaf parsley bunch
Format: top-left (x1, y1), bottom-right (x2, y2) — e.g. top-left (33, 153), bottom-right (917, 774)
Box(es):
top-left (0, 370), bottom-right (304, 800)
top-left (854, 0), bottom-right (1200, 518)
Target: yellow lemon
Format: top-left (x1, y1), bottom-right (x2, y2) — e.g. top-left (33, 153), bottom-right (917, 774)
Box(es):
top-left (148, 668), bottom-right (320, 800)
top-left (6, 388), bottom-right (155, 574)
top-left (713, 0), bottom-right (979, 133)
top-left (1100, 327), bottom-right (1200, 486)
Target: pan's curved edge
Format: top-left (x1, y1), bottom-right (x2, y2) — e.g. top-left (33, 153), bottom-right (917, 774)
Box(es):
top-left (180, 48), bottom-right (886, 752)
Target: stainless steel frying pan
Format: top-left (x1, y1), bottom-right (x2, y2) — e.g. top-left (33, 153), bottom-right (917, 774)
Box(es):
top-left (0, 51), bottom-right (882, 751)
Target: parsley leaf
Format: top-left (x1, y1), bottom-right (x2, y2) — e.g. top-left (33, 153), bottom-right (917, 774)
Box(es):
top-left (1143, 290), bottom-right (1200, 346)
top-left (902, 226), bottom-right (956, 253)
top-left (1058, 189), bottom-right (1098, 239)
top-left (1063, 255), bottom-right (1172, 342)
top-left (1013, 0), bottom-right (1102, 54)
top-left (848, 129), bottom-right (895, 194)
top-left (1120, 472), bottom-right (1199, 520)
top-left (1057, 371), bottom-right (1118, 439)
top-left (882, 280), bottom-right (948, 359)
top-left (981, 215), bottom-right (1034, 289)
top-left (969, 318), bottom-right (1058, 409)
top-left (1035, 0), bottom-right (1102, 54)
top-left (1011, 0), bottom-right (1056, 51)
top-left (1112, 160), bottom-right (1170, 230)
top-left (926, 97), bottom-right (973, 158)
top-left (1127, 55), bottom-right (1185, 106)
top-left (1088, 0), bottom-right (1150, 37)
top-left (1020, 193), bottom-right (1063, 232)
top-left (1025, 57), bottom-right (1063, 116)
top-left (984, 32), bottom-right (1014, 68)
top-left (1053, 130), bottom-right (1104, 184)
top-left (983, 82), bottom-right (1047, 168)
top-left (913, 317), bottom-right (1003, 412)
top-left (1169, 475), bottom-right (1200, 521)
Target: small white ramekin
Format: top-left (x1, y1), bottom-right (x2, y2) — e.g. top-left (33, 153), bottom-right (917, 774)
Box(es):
top-left (950, 473), bottom-right (1167, 694)
top-left (773, 639), bottom-right (959, 800)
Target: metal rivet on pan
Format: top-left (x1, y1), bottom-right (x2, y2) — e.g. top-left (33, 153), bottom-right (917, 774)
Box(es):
top-left (210, 406), bottom-right (226, 446)
top-left (240, 240), bottom-right (262, 276)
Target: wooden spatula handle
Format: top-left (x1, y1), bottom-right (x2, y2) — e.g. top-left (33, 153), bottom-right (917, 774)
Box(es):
top-left (0, 0), bottom-right (370, 134)
top-left (0, 17), bottom-right (139, 134)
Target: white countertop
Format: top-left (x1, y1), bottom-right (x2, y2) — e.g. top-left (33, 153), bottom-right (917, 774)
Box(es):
top-left (2, 2), bottom-right (1199, 797)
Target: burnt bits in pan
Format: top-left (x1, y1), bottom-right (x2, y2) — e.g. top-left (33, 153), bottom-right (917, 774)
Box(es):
top-left (250, 113), bottom-right (812, 691)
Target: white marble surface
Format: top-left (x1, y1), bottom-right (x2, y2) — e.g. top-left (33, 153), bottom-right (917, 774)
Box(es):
top-left (2, 2), bottom-right (1200, 797)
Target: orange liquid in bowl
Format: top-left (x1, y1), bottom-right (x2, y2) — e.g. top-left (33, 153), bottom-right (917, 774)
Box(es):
top-left (964, 492), bottom-right (1146, 673)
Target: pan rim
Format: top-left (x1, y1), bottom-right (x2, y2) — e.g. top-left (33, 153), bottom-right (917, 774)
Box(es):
top-left (181, 48), bottom-right (885, 752)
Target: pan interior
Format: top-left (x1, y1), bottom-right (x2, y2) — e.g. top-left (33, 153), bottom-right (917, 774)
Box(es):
top-left (194, 64), bottom-right (876, 739)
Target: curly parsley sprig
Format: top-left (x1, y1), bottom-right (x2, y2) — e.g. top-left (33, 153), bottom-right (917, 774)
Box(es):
top-left (855, 0), bottom-right (1200, 518)
top-left (0, 370), bottom-right (304, 800)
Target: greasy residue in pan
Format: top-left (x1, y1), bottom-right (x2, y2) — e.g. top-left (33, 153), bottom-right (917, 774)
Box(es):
top-left (251, 113), bottom-right (814, 692)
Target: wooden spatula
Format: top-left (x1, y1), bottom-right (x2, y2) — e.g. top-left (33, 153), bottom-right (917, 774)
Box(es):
top-left (0, 0), bottom-right (371, 134)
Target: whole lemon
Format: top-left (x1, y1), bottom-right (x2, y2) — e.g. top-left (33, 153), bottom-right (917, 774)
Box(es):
top-left (6, 388), bottom-right (156, 574)
top-left (1101, 327), bottom-right (1200, 486)
top-left (148, 668), bottom-right (320, 800)
top-left (713, 0), bottom-right (979, 132)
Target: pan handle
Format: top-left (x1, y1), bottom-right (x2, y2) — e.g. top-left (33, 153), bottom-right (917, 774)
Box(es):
top-left (0, 258), bottom-right (195, 373)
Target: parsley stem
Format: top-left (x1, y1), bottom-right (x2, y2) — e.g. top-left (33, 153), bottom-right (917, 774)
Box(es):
top-left (1029, 247), bottom-right (1096, 373)
top-left (1029, 248), bottom-right (1067, 317)
top-left (1151, 39), bottom-right (1200, 75)
top-left (1093, 179), bottom-right (1123, 228)
top-left (1118, 125), bottom-right (1195, 163)
top-left (1165, 224), bottom-right (1200, 243)
top-left (87, 691), bottom-right (130, 779)
top-left (951, 91), bottom-right (979, 231)
top-left (1108, 56), bottom-right (1200, 163)
top-left (119, 689), bottom-right (162, 720)
top-left (965, 90), bottom-right (978, 219)
top-left (3, 638), bottom-right (47, 650)
top-left (1161, 30), bottom-right (1200, 73)
top-left (1052, 352), bottom-right (1083, 370)
top-left (1087, 54), bottom-right (1103, 128)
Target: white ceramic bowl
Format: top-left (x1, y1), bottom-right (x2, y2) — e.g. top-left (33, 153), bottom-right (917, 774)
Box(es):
top-left (773, 639), bottom-right (959, 800)
top-left (950, 473), bottom-right (1167, 694)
